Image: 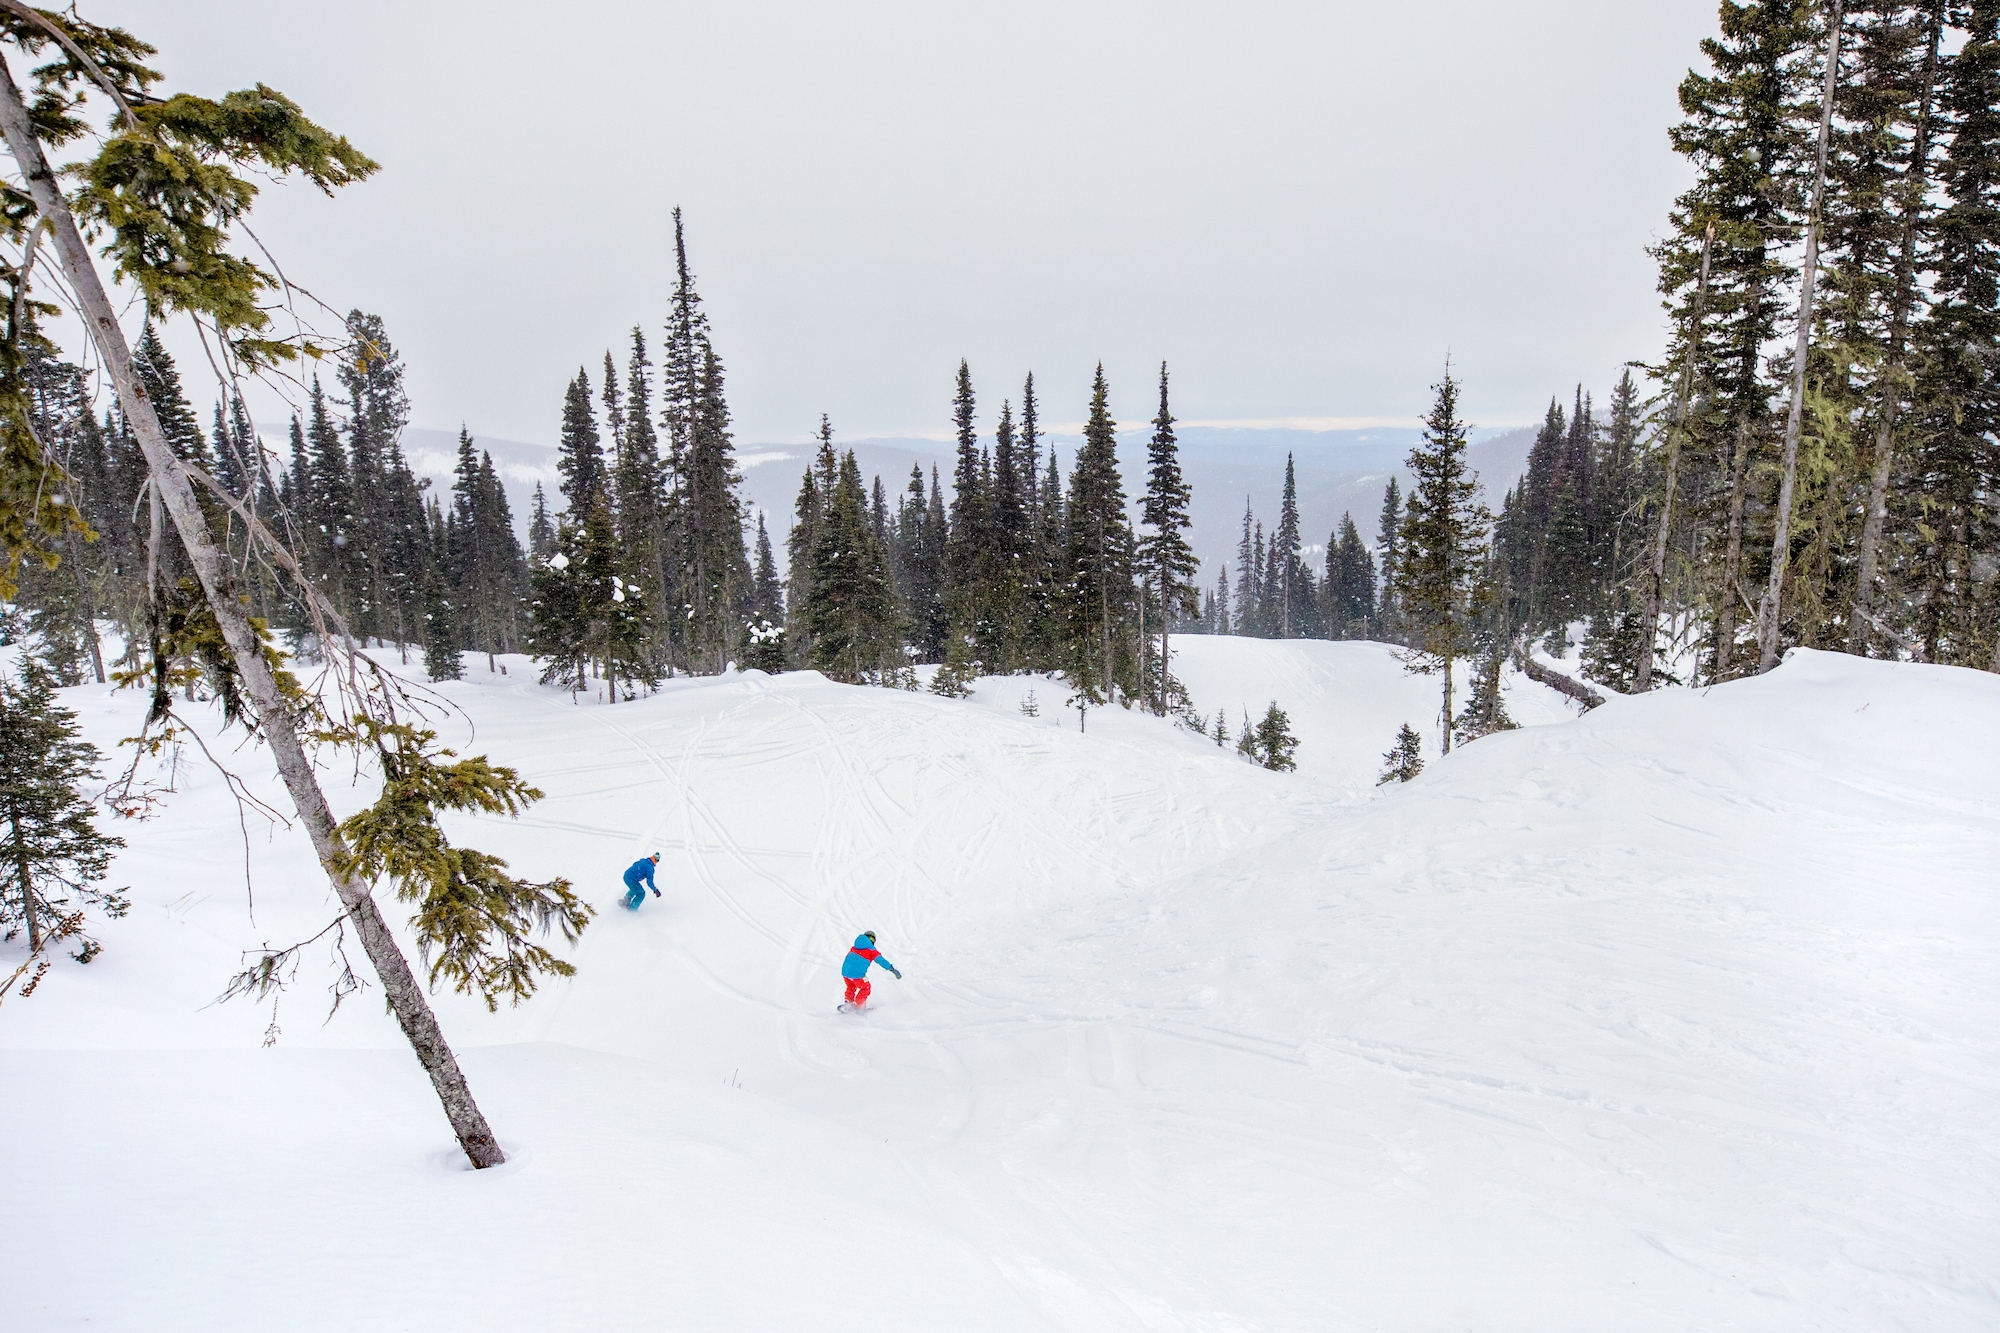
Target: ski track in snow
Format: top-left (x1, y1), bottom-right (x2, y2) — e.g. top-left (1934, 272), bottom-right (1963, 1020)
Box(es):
top-left (4, 639), bottom-right (1998, 1331)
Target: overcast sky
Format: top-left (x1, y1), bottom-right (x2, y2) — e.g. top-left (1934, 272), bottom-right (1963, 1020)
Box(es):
top-left (94, 1), bottom-right (1717, 446)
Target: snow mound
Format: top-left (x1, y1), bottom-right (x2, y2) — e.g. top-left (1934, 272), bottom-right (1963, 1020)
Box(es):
top-left (5, 643), bottom-right (1996, 1331)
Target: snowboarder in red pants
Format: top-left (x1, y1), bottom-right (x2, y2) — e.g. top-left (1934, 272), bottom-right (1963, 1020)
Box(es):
top-left (839, 931), bottom-right (900, 1010)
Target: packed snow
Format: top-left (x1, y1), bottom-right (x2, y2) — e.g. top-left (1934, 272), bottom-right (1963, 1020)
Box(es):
top-left (4, 637), bottom-right (1996, 1331)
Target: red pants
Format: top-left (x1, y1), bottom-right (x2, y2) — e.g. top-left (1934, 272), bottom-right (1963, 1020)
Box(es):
top-left (843, 976), bottom-right (872, 1007)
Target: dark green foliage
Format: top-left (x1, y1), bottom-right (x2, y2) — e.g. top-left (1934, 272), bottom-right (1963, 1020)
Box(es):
top-left (0, 663), bottom-right (125, 961)
top-left (329, 718), bottom-right (590, 1011)
top-left (1398, 366), bottom-right (1491, 753)
top-left (1582, 602), bottom-right (1656, 691)
top-left (1377, 723), bottom-right (1426, 785)
top-left (1452, 637), bottom-right (1517, 746)
top-left (802, 444), bottom-right (900, 682)
top-left (422, 581), bottom-right (461, 683)
top-left (557, 368), bottom-right (606, 514)
top-left (1324, 512), bottom-right (1377, 639)
top-left (1137, 363), bottom-right (1198, 711)
top-left (1376, 478), bottom-right (1403, 640)
top-left (1065, 365), bottom-right (1138, 701)
top-left (1241, 701), bottom-right (1299, 772)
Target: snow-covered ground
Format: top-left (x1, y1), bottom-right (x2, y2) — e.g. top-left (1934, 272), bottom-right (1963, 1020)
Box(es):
top-left (4, 638), bottom-right (1996, 1330)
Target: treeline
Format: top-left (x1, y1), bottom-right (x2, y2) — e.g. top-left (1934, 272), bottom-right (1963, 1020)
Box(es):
top-left (777, 361), bottom-right (1199, 718)
top-left (5, 309), bottom-right (527, 686)
top-left (521, 211), bottom-right (756, 697)
top-left (1550, 0), bottom-right (2000, 684)
top-left (1180, 459), bottom-right (1385, 643)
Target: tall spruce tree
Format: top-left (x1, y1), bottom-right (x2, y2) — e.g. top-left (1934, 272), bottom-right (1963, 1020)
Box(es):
top-left (1398, 366), bottom-right (1491, 754)
top-left (1136, 363), bottom-right (1197, 712)
top-left (1065, 365), bottom-right (1137, 701)
top-left (1376, 478), bottom-right (1403, 642)
top-left (1325, 513), bottom-right (1376, 638)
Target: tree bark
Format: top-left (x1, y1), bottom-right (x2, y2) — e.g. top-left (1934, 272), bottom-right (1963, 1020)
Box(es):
top-left (13, 815), bottom-right (37, 955)
top-left (1639, 223), bottom-right (1715, 692)
top-left (1714, 420), bottom-right (1754, 679)
top-left (1850, 0), bottom-right (1943, 653)
top-left (0, 54), bottom-right (504, 1168)
top-left (1439, 662), bottom-right (1453, 756)
top-left (1756, 0), bottom-right (1845, 672)
top-left (1513, 643), bottom-right (1607, 711)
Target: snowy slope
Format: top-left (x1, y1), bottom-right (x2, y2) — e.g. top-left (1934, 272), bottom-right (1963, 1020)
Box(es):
top-left (4, 642), bottom-right (1996, 1331)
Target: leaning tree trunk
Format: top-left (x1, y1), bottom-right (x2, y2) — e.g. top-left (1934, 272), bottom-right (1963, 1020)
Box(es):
top-left (1756, 0), bottom-right (1846, 673)
top-left (0, 55), bottom-right (504, 1168)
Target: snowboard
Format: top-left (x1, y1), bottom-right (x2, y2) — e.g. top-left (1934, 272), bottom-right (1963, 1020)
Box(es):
top-left (836, 1002), bottom-right (868, 1014)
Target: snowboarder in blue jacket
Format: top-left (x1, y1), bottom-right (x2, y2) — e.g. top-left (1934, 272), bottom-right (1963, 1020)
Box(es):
top-left (840, 931), bottom-right (900, 1009)
top-left (621, 854), bottom-right (661, 910)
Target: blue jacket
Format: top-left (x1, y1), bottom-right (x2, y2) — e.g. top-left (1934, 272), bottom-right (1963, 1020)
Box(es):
top-left (623, 857), bottom-right (658, 890)
top-left (841, 934), bottom-right (896, 979)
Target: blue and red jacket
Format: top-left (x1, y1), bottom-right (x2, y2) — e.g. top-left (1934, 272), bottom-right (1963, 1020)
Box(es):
top-left (841, 934), bottom-right (896, 979)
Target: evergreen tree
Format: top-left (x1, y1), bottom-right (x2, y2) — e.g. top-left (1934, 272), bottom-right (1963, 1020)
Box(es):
top-left (1272, 454), bottom-right (1304, 636)
top-left (1234, 500), bottom-right (1261, 635)
top-left (1377, 723), bottom-right (1426, 785)
top-left (1243, 701), bottom-right (1299, 771)
top-left (528, 483), bottom-right (554, 562)
top-left (132, 322), bottom-right (210, 467)
top-left (338, 312), bottom-right (413, 645)
top-left (746, 511), bottom-right (786, 673)
top-left (943, 360), bottom-right (996, 669)
top-left (803, 448), bottom-right (900, 683)
top-left (1658, 0), bottom-right (1818, 677)
top-left (1027, 449), bottom-right (1066, 667)
top-left (1064, 365), bottom-right (1137, 701)
top-left (1452, 635), bottom-right (1516, 745)
top-left (1398, 366), bottom-right (1491, 754)
top-left (303, 377), bottom-right (353, 620)
top-left (1906, 0), bottom-right (2000, 665)
top-left (614, 329), bottom-right (665, 645)
top-left (423, 570), bottom-right (462, 683)
top-left (894, 462), bottom-right (947, 662)
top-left (557, 368), bottom-right (606, 515)
top-left (1136, 363), bottom-right (1198, 712)
top-left (680, 345), bottom-right (753, 672)
top-left (1325, 512), bottom-right (1377, 638)
top-left (991, 397), bottom-right (1028, 665)
top-left (1376, 478), bottom-right (1403, 641)
top-left (0, 663), bottom-right (125, 960)
top-left (786, 420), bottom-right (834, 665)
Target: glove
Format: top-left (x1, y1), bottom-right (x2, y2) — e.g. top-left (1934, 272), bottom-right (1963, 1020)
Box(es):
top-left (889, 966), bottom-right (903, 980)
top-left (651, 888), bottom-right (661, 897)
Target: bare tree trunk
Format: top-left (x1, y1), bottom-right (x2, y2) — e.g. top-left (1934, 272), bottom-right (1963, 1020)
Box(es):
top-left (14, 818), bottom-right (37, 955)
top-left (1638, 224), bottom-right (1714, 692)
top-left (1439, 660), bottom-right (1453, 756)
top-left (0, 55), bottom-right (504, 1168)
top-left (1851, 1), bottom-right (1943, 654)
top-left (85, 621), bottom-right (105, 684)
top-left (1715, 421), bottom-right (1753, 679)
top-left (1756, 0), bottom-right (1845, 672)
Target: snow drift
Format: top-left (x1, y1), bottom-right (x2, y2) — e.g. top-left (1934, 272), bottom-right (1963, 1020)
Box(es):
top-left (4, 641), bottom-right (1995, 1331)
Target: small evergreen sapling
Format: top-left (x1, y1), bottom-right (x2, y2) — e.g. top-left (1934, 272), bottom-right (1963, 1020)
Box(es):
top-left (1242, 701), bottom-right (1299, 772)
top-left (1378, 724), bottom-right (1426, 785)
top-left (0, 663), bottom-right (126, 967)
